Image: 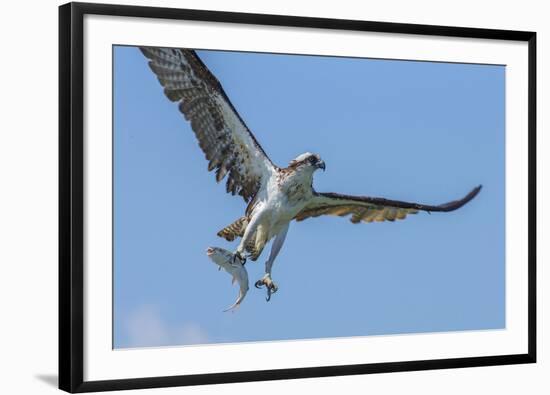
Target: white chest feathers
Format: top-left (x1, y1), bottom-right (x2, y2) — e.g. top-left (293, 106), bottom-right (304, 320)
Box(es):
top-left (276, 167), bottom-right (314, 205)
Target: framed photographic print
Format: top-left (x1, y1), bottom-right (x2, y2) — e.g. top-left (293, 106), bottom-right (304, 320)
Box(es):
top-left (59, 2), bottom-right (536, 393)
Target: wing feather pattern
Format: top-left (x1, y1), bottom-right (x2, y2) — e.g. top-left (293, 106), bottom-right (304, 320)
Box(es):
top-left (295, 185), bottom-right (482, 224)
top-left (140, 47), bottom-right (275, 202)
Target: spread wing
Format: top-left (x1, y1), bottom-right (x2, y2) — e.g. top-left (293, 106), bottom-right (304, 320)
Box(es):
top-left (295, 185), bottom-right (482, 223)
top-left (140, 47), bottom-right (276, 202)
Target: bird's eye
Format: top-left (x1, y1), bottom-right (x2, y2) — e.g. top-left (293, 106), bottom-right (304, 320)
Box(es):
top-left (308, 156), bottom-right (316, 164)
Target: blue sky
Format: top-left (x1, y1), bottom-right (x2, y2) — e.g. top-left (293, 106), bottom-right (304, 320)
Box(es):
top-left (113, 46), bottom-right (505, 348)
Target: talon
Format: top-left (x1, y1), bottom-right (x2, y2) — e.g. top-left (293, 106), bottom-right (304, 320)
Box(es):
top-left (255, 275), bottom-right (278, 301)
top-left (233, 252), bottom-right (246, 265)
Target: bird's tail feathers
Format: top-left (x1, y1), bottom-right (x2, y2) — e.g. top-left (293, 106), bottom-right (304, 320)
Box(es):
top-left (217, 217), bottom-right (248, 241)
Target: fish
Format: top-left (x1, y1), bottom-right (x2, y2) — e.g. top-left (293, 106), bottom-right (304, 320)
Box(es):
top-left (206, 247), bottom-right (249, 312)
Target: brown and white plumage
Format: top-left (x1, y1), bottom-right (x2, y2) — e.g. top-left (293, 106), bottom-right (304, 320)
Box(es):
top-left (140, 47), bottom-right (482, 307)
top-left (140, 47), bottom-right (275, 202)
top-left (295, 186), bottom-right (482, 224)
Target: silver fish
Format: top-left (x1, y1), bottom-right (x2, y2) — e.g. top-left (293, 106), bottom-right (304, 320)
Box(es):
top-left (206, 247), bottom-right (249, 312)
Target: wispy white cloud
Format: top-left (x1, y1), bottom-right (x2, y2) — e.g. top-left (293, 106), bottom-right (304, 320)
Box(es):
top-left (178, 321), bottom-right (210, 345)
top-left (123, 304), bottom-right (209, 348)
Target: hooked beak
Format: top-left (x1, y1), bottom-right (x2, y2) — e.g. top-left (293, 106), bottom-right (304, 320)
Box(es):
top-left (316, 160), bottom-right (326, 171)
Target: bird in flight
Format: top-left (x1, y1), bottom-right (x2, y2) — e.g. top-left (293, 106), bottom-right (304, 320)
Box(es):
top-left (140, 47), bottom-right (481, 308)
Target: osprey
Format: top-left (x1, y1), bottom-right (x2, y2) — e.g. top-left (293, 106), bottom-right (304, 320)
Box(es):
top-left (140, 47), bottom-right (482, 305)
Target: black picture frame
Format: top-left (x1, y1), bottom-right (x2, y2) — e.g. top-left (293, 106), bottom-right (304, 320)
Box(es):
top-left (59, 2), bottom-right (537, 393)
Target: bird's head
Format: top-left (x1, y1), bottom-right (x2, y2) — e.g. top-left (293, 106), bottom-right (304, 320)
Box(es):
top-left (288, 152), bottom-right (326, 172)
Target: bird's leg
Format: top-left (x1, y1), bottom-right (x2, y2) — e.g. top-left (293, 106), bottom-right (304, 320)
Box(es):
top-left (255, 224), bottom-right (289, 301)
top-left (233, 213), bottom-right (262, 265)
